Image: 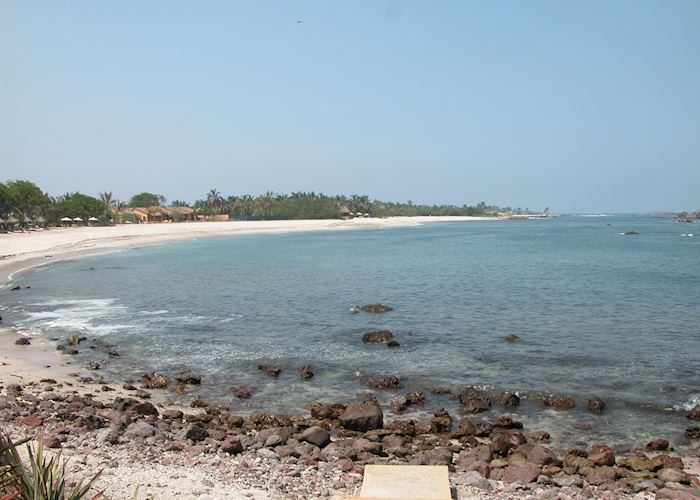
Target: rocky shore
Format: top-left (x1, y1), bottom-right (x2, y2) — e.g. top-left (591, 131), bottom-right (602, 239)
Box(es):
top-left (2, 343), bottom-right (700, 500)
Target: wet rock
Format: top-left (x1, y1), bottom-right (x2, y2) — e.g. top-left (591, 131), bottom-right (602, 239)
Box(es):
top-left (387, 340), bottom-right (400, 348)
top-left (588, 443), bottom-right (615, 466)
top-left (87, 361), bottom-right (101, 370)
top-left (499, 392), bottom-right (520, 409)
top-left (687, 404), bottom-right (700, 421)
top-left (135, 389), bottom-right (151, 399)
top-left (391, 391), bottom-right (425, 412)
top-left (366, 375), bottom-right (400, 390)
top-left (587, 396), bottom-right (606, 413)
top-left (122, 383), bottom-right (136, 391)
top-left (67, 334), bottom-right (84, 345)
top-left (300, 364), bottom-right (314, 380)
top-left (651, 454), bottom-right (683, 470)
top-left (338, 402), bottom-right (383, 431)
top-left (15, 337), bottom-right (30, 345)
top-left (645, 438), bottom-right (669, 451)
top-left (61, 348), bottom-right (79, 355)
top-left (231, 386), bottom-right (252, 399)
top-left (355, 304), bottom-right (393, 313)
top-left (502, 462), bottom-right (541, 484)
top-left (493, 416), bottom-right (523, 429)
top-left (686, 426), bottom-right (700, 439)
top-left (140, 372), bottom-right (168, 389)
top-left (503, 334), bottom-right (520, 342)
top-left (125, 421), bottom-right (156, 438)
top-left (362, 330), bottom-right (395, 343)
top-left (221, 436), bottom-right (244, 454)
top-left (300, 426), bottom-right (330, 447)
top-left (175, 372), bottom-right (201, 385)
top-left (542, 394), bottom-right (575, 409)
top-left (309, 402), bottom-right (347, 420)
top-left (430, 408), bottom-right (452, 433)
top-left (258, 363), bottom-right (281, 377)
top-left (182, 424), bottom-right (209, 442)
top-left (459, 388), bottom-right (491, 414)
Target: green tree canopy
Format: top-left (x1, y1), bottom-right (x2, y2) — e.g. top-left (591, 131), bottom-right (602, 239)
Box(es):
top-left (129, 192), bottom-right (165, 207)
top-left (3, 180), bottom-right (49, 215)
top-left (54, 192), bottom-right (105, 222)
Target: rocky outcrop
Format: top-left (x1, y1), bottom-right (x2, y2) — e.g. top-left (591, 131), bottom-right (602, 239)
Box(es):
top-left (175, 372), bottom-right (201, 385)
top-left (300, 426), bottom-right (331, 447)
top-left (542, 394), bottom-right (575, 409)
top-left (300, 364), bottom-right (314, 380)
top-left (258, 363), bottom-right (281, 377)
top-left (366, 375), bottom-right (401, 389)
top-left (587, 396), bottom-right (605, 413)
top-left (391, 391), bottom-right (425, 412)
top-left (140, 372), bottom-right (168, 389)
top-left (361, 330), bottom-right (395, 343)
top-left (687, 404), bottom-right (700, 421)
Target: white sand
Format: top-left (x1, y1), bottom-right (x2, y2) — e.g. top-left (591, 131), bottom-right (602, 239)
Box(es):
top-left (0, 216), bottom-right (496, 284)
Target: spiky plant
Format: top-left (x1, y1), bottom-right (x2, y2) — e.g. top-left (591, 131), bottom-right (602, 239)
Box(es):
top-left (0, 433), bottom-right (102, 500)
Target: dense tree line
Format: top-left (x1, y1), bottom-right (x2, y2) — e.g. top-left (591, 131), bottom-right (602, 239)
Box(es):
top-left (1, 179), bottom-right (522, 226)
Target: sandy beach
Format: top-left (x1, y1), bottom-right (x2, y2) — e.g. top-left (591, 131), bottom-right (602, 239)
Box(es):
top-left (0, 216), bottom-right (494, 285)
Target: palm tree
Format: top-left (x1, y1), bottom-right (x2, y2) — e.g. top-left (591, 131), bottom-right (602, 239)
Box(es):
top-left (206, 188), bottom-right (223, 215)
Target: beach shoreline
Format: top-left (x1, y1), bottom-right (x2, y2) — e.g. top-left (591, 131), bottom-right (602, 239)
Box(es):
top-left (0, 216), bottom-right (496, 286)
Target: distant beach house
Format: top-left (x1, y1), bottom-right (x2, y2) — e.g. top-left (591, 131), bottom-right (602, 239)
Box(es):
top-left (127, 206), bottom-right (196, 223)
top-left (339, 205), bottom-right (352, 218)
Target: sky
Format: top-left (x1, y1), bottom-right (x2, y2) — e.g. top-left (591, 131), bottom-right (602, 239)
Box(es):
top-left (1, 1), bottom-right (699, 213)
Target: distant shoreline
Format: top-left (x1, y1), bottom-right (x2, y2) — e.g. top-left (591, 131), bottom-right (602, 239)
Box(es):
top-left (0, 216), bottom-right (499, 286)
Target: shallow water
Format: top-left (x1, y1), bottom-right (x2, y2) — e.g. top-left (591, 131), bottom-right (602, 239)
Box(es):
top-left (2, 215), bottom-right (699, 450)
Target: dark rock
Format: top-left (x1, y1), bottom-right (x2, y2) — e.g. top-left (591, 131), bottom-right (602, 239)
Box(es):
top-left (503, 334), bottom-right (520, 342)
top-left (122, 383), bottom-right (136, 391)
top-left (391, 391), bottom-right (425, 412)
top-left (499, 392), bottom-right (520, 409)
top-left (493, 416), bottom-right (523, 429)
top-left (459, 388), bottom-right (492, 414)
top-left (624, 231), bottom-right (639, 235)
top-left (112, 397), bottom-right (139, 412)
top-left (87, 361), bottom-right (101, 370)
top-left (10, 286), bottom-right (20, 291)
top-left (300, 364), bottom-right (314, 380)
top-left (61, 348), bottom-right (79, 355)
top-left (687, 404), bottom-right (700, 421)
top-left (247, 413), bottom-right (293, 429)
top-left (430, 408), bottom-right (452, 433)
top-left (339, 402), bottom-right (383, 431)
top-left (387, 340), bottom-right (400, 348)
top-left (526, 445), bottom-right (560, 466)
top-left (366, 375), bottom-right (401, 390)
top-left (385, 419), bottom-right (415, 435)
top-left (542, 394), bottom-right (575, 409)
top-left (162, 409), bottom-right (184, 420)
top-left (15, 337), bottom-right (31, 345)
top-left (44, 435), bottom-right (62, 449)
top-left (686, 426), bottom-right (700, 439)
top-left (140, 372), bottom-right (168, 389)
top-left (258, 363), bottom-right (281, 377)
top-left (409, 447), bottom-right (453, 466)
top-left (362, 330), bottom-right (395, 343)
top-left (182, 424), bottom-right (209, 442)
top-left (231, 386), bottom-right (252, 399)
top-left (457, 445), bottom-right (493, 470)
top-left (135, 389), bottom-right (151, 399)
top-left (190, 397), bottom-right (208, 408)
top-left (530, 431), bottom-right (550, 441)
top-left (132, 402), bottom-right (159, 416)
top-left (300, 426), bottom-right (331, 447)
top-left (352, 437), bottom-right (383, 455)
top-left (587, 396), bottom-right (606, 413)
top-left (645, 438), bottom-right (669, 451)
top-left (502, 463), bottom-right (541, 484)
top-left (221, 436), bottom-right (244, 454)
top-left (356, 304), bottom-right (393, 313)
top-left (175, 372), bottom-right (201, 385)
top-left (124, 421), bottom-right (156, 438)
top-left (490, 430), bottom-right (527, 457)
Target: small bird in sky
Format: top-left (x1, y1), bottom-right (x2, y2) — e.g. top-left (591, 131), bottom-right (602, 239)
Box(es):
top-left (297, 19), bottom-right (301, 24)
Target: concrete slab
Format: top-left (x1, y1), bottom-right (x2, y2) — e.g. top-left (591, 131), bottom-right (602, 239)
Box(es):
top-left (354, 464), bottom-right (452, 500)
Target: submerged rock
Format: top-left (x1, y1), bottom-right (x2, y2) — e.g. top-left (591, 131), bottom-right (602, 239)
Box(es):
top-left (362, 330), bottom-right (395, 343)
top-left (258, 363), bottom-right (281, 377)
top-left (587, 396), bottom-right (606, 413)
top-left (366, 375), bottom-right (401, 390)
top-left (687, 404), bottom-right (700, 421)
top-left (231, 386), bottom-right (252, 399)
top-left (503, 334), bottom-right (520, 342)
top-left (391, 391), bottom-right (425, 412)
top-left (354, 304), bottom-right (393, 313)
top-left (15, 337), bottom-right (30, 345)
top-left (542, 394), bottom-right (575, 410)
top-left (175, 372), bottom-right (201, 385)
top-left (300, 364), bottom-right (314, 380)
top-left (140, 372), bottom-right (168, 389)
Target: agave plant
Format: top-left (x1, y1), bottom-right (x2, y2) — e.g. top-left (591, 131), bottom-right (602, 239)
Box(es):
top-left (0, 433), bottom-right (102, 500)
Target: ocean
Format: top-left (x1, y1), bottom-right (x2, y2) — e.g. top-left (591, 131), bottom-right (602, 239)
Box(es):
top-left (2, 215), bottom-right (699, 449)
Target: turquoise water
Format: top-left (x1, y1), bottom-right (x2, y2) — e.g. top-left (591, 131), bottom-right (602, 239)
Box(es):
top-left (2, 215), bottom-right (699, 449)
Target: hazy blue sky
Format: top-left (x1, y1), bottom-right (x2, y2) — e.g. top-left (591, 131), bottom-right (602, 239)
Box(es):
top-left (2, 1), bottom-right (699, 212)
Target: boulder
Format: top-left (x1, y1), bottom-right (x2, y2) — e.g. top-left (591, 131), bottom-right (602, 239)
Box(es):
top-left (132, 402), bottom-right (159, 416)
top-left (258, 363), bottom-right (281, 377)
top-left (355, 304), bottom-right (393, 313)
top-left (221, 436), bottom-right (244, 454)
top-left (552, 472), bottom-right (583, 488)
top-left (182, 424), bottom-right (209, 442)
top-left (386, 419), bottom-right (415, 435)
top-left (124, 421), bottom-right (156, 438)
top-left (300, 426), bottom-right (331, 448)
top-left (67, 334), bottom-right (83, 345)
top-left (362, 330), bottom-right (395, 343)
top-left (15, 337), bottom-right (30, 345)
top-left (352, 438), bottom-right (383, 455)
top-left (502, 463), bottom-right (541, 484)
top-left (300, 364), bottom-right (314, 380)
top-left (247, 413), bottom-right (293, 429)
top-left (687, 404), bottom-right (700, 421)
top-left (457, 445), bottom-right (493, 470)
top-left (585, 465), bottom-right (616, 486)
top-left (309, 402), bottom-right (347, 420)
top-left (140, 372), bottom-right (168, 389)
top-left (499, 392), bottom-right (520, 409)
top-left (491, 430), bottom-right (527, 457)
top-left (686, 426), bottom-right (700, 439)
top-left (542, 394), bottom-right (575, 409)
top-left (19, 416), bottom-right (44, 428)
top-left (175, 372), bottom-right (201, 385)
top-left (503, 334), bottom-right (519, 342)
top-left (493, 416), bottom-right (523, 429)
top-left (588, 444), bottom-right (615, 466)
top-left (391, 391), bottom-right (425, 412)
top-left (408, 447), bottom-right (453, 466)
top-left (645, 438), bottom-right (669, 451)
top-left (387, 340), bottom-right (400, 348)
top-left (459, 388), bottom-right (492, 414)
top-left (526, 445), bottom-right (560, 466)
top-left (231, 386), bottom-right (252, 399)
top-left (587, 396), bottom-right (606, 413)
top-left (430, 408), bottom-right (452, 433)
top-left (452, 471), bottom-right (491, 490)
top-left (366, 375), bottom-right (401, 390)
top-left (162, 409), bottom-right (184, 420)
top-left (338, 403), bottom-right (383, 431)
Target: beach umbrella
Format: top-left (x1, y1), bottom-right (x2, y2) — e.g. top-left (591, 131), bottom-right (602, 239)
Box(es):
top-left (60, 217), bottom-right (72, 222)
top-left (21, 215), bottom-right (32, 224)
top-left (73, 217), bottom-right (83, 222)
top-left (88, 216), bottom-right (99, 221)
